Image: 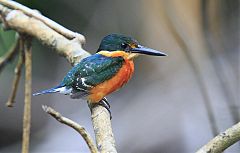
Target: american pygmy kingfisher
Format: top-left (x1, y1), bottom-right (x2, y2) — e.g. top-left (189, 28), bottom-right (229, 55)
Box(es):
top-left (33, 34), bottom-right (167, 118)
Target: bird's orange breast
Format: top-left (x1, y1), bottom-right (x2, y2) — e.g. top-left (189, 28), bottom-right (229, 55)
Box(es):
top-left (88, 51), bottom-right (134, 103)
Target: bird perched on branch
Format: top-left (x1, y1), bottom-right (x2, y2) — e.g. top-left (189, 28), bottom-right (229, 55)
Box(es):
top-left (33, 34), bottom-right (167, 118)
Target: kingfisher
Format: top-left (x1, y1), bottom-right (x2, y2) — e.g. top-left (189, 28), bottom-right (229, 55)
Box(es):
top-left (33, 34), bottom-right (167, 118)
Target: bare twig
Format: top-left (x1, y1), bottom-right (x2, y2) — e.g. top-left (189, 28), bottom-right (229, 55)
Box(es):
top-left (22, 36), bottom-right (32, 153)
top-left (0, 0), bottom-right (85, 43)
top-left (0, 35), bottom-right (19, 73)
top-left (0, 4), bottom-right (89, 65)
top-left (6, 38), bottom-right (24, 107)
top-left (90, 105), bottom-right (117, 153)
top-left (42, 105), bottom-right (98, 153)
top-left (196, 122), bottom-right (240, 153)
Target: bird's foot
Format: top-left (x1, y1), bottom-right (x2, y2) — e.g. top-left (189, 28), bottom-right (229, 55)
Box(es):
top-left (99, 97), bottom-right (112, 120)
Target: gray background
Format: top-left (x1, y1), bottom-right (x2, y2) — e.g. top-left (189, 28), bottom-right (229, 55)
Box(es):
top-left (0, 0), bottom-right (239, 153)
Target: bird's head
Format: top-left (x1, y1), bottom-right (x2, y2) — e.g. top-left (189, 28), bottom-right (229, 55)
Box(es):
top-left (97, 34), bottom-right (167, 58)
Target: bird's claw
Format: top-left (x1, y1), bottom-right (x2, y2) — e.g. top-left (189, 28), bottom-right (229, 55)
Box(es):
top-left (99, 97), bottom-right (112, 120)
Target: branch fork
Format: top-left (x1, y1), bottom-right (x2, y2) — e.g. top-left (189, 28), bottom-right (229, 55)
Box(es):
top-left (0, 1), bottom-right (116, 153)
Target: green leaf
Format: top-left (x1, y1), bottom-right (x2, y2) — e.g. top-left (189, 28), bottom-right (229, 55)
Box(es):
top-left (0, 25), bottom-right (16, 57)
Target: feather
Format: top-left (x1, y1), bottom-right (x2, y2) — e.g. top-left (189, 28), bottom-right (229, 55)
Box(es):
top-left (33, 86), bottom-right (72, 96)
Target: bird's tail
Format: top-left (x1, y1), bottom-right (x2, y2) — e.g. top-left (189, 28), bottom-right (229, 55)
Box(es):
top-left (33, 85), bottom-right (65, 96)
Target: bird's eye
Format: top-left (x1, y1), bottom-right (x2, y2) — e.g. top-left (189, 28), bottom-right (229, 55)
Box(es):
top-left (121, 43), bottom-right (128, 49)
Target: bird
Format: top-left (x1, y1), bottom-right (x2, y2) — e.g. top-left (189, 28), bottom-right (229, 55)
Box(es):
top-left (33, 34), bottom-right (167, 118)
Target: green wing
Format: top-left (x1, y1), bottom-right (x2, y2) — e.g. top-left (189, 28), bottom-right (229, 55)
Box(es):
top-left (60, 54), bottom-right (124, 91)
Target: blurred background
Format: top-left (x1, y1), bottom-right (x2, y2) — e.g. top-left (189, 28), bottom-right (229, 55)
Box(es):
top-left (0, 0), bottom-right (239, 153)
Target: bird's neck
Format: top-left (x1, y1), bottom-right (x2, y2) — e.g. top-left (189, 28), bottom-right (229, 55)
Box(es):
top-left (97, 51), bottom-right (139, 60)
top-left (127, 53), bottom-right (139, 60)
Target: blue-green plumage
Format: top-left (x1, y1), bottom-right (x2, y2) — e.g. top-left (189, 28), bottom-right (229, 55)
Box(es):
top-left (34, 53), bottom-right (125, 98)
top-left (60, 54), bottom-right (124, 89)
top-left (97, 34), bottom-right (138, 52)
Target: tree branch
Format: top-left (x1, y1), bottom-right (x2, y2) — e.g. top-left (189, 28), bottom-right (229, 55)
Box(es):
top-left (6, 37), bottom-right (24, 107)
top-left (22, 35), bottom-right (32, 153)
top-left (90, 105), bottom-right (117, 153)
top-left (196, 122), bottom-right (240, 153)
top-left (42, 105), bottom-right (98, 153)
top-left (0, 0), bottom-right (85, 42)
top-left (0, 1), bottom-right (116, 153)
top-left (0, 3), bottom-right (89, 65)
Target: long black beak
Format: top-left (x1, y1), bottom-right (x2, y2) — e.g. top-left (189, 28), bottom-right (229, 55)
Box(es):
top-left (130, 45), bottom-right (167, 56)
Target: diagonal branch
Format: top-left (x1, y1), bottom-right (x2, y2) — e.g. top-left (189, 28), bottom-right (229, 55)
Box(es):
top-left (196, 122), bottom-right (240, 153)
top-left (0, 0), bottom-right (85, 42)
top-left (6, 37), bottom-right (24, 107)
top-left (0, 3), bottom-right (89, 65)
top-left (42, 105), bottom-right (98, 153)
